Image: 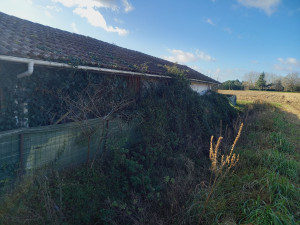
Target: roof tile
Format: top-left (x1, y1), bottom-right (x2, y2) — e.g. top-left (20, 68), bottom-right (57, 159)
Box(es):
top-left (0, 11), bottom-right (220, 84)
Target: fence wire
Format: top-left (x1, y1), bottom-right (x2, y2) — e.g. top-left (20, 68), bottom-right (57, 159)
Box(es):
top-left (0, 118), bottom-right (131, 184)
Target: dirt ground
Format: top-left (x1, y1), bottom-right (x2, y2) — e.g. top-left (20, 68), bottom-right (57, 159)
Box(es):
top-left (218, 90), bottom-right (300, 120)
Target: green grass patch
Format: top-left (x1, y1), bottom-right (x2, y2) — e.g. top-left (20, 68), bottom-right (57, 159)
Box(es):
top-left (262, 149), bottom-right (299, 181)
top-left (270, 131), bottom-right (295, 153)
top-left (270, 102), bottom-right (283, 108)
top-left (235, 100), bottom-right (253, 111)
top-left (195, 101), bottom-right (300, 224)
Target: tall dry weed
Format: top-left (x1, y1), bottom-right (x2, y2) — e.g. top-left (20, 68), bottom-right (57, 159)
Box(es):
top-left (198, 123), bottom-right (243, 224)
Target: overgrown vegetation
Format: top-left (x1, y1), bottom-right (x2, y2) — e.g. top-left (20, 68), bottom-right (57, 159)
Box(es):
top-left (0, 61), bottom-right (137, 131)
top-left (0, 73), bottom-right (299, 224)
top-left (0, 71), bottom-right (238, 224)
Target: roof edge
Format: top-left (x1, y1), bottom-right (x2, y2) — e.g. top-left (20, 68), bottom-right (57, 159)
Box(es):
top-left (190, 78), bottom-right (220, 85)
top-left (0, 55), bottom-right (171, 79)
top-left (0, 55), bottom-right (219, 84)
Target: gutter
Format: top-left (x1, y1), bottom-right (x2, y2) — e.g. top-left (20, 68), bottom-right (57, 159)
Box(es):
top-left (0, 55), bottom-right (171, 79)
top-left (189, 79), bottom-right (220, 85)
top-left (0, 55), bottom-right (220, 84)
top-left (17, 61), bottom-right (34, 78)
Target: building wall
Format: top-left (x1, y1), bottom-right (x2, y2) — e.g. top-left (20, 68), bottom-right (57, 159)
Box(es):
top-left (190, 81), bottom-right (212, 95)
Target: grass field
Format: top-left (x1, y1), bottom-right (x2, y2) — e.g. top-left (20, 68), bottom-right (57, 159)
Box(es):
top-left (218, 90), bottom-right (300, 119)
top-left (218, 89), bottom-right (300, 151)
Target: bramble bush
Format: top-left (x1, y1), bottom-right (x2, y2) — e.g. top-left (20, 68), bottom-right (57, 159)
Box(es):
top-left (0, 69), bottom-right (238, 224)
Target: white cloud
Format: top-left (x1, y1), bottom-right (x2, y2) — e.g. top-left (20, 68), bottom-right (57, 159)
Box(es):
top-left (45, 11), bottom-right (53, 18)
top-left (274, 57), bottom-right (300, 72)
top-left (52, 0), bottom-right (131, 35)
top-left (53, 0), bottom-right (101, 8)
top-left (164, 49), bottom-right (215, 63)
top-left (71, 22), bottom-right (78, 33)
top-left (237, 0), bottom-right (281, 15)
top-left (52, 0), bottom-right (77, 8)
top-left (195, 50), bottom-right (216, 62)
top-left (73, 7), bottom-right (106, 27)
top-left (52, 0), bottom-right (122, 11)
top-left (278, 57), bottom-right (299, 66)
top-left (122, 0), bottom-right (133, 12)
top-left (46, 5), bottom-right (62, 12)
top-left (74, 7), bottom-right (128, 35)
top-left (164, 49), bottom-right (197, 63)
top-left (206, 18), bottom-right (215, 26)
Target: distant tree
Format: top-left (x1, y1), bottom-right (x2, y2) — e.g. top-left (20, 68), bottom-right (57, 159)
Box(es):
top-left (255, 72), bottom-right (267, 90)
top-left (243, 72), bottom-right (260, 89)
top-left (220, 80), bottom-right (243, 90)
top-left (265, 73), bottom-right (282, 85)
top-left (282, 73), bottom-right (300, 92)
top-left (273, 79), bottom-right (284, 92)
top-left (242, 81), bottom-right (250, 90)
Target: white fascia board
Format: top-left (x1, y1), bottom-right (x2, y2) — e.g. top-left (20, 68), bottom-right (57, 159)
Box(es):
top-left (189, 78), bottom-right (220, 85)
top-left (0, 55), bottom-right (171, 79)
top-left (0, 55), bottom-right (218, 84)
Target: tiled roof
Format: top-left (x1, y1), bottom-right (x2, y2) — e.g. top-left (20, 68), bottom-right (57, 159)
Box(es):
top-left (0, 11), bottom-right (219, 84)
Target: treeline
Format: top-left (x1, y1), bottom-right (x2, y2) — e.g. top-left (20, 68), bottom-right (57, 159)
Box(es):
top-left (220, 79), bottom-right (244, 90)
top-left (220, 72), bottom-right (300, 92)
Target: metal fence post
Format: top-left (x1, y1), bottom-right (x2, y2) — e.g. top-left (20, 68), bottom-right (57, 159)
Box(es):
top-left (87, 136), bottom-right (91, 163)
top-left (103, 120), bottom-right (109, 152)
top-left (19, 132), bottom-right (24, 176)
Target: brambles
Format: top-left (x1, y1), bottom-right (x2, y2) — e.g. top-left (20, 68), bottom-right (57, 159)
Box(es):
top-left (0, 75), bottom-right (237, 225)
top-left (1, 76), bottom-right (298, 224)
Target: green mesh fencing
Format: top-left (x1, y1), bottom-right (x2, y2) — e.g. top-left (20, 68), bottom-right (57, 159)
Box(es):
top-left (0, 118), bottom-right (132, 184)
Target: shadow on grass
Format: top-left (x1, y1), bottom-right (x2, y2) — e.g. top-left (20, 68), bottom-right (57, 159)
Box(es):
top-left (280, 110), bottom-right (300, 152)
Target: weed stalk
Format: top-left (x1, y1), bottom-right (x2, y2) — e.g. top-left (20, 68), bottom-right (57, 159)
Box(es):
top-left (198, 123), bottom-right (243, 225)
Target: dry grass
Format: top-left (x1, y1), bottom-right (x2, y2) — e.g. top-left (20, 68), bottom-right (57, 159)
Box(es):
top-left (198, 123), bottom-right (243, 224)
top-left (218, 90), bottom-right (300, 119)
top-left (218, 89), bottom-right (300, 153)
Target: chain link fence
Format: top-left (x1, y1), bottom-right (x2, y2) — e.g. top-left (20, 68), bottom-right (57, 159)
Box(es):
top-left (0, 118), bottom-right (131, 184)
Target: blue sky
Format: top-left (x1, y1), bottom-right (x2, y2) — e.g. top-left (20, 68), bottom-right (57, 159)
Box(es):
top-left (0, 0), bottom-right (299, 82)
